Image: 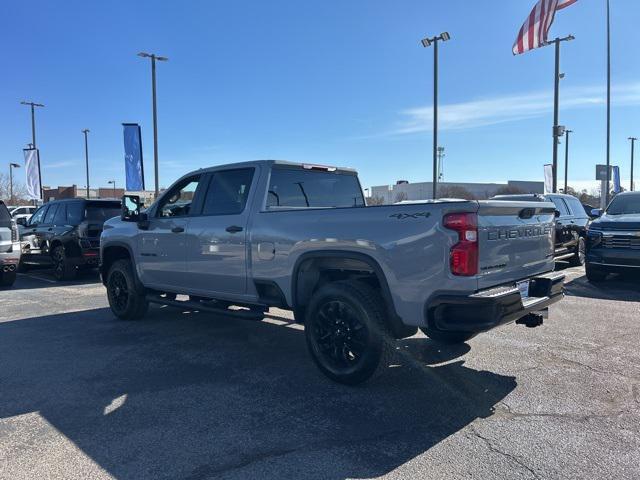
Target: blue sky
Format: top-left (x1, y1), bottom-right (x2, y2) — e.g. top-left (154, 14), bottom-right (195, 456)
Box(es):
top-left (1, 0), bottom-right (638, 193)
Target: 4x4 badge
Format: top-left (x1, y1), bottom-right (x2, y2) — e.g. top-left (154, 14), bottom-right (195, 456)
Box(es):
top-left (389, 212), bottom-right (431, 220)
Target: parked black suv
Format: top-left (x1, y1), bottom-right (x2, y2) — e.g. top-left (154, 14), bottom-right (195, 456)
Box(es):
top-left (490, 193), bottom-right (589, 266)
top-left (18, 199), bottom-right (121, 280)
top-left (585, 191), bottom-right (640, 282)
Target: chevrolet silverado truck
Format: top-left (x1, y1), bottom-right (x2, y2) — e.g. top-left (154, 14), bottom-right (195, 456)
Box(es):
top-left (100, 160), bottom-right (564, 384)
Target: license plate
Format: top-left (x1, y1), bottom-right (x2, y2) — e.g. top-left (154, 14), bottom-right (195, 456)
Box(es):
top-left (517, 280), bottom-right (530, 300)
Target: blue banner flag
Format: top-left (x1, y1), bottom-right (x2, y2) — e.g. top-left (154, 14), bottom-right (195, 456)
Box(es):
top-left (612, 165), bottom-right (621, 193)
top-left (123, 123), bottom-right (145, 191)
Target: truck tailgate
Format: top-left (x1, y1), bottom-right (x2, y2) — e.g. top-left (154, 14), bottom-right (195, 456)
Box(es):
top-left (477, 201), bottom-right (556, 290)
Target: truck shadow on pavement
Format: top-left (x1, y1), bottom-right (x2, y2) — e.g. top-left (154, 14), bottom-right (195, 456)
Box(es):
top-left (0, 306), bottom-right (516, 479)
top-left (564, 272), bottom-right (640, 302)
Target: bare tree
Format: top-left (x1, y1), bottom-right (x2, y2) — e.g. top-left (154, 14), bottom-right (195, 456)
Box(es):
top-left (493, 185), bottom-right (526, 196)
top-left (366, 195), bottom-right (385, 206)
top-left (394, 191), bottom-right (408, 203)
top-left (437, 185), bottom-right (475, 200)
top-left (0, 173), bottom-right (29, 204)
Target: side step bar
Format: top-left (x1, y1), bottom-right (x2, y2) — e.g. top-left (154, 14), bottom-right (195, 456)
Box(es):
top-left (146, 294), bottom-right (266, 320)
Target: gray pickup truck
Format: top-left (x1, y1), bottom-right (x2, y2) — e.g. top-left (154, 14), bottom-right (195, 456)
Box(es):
top-left (100, 160), bottom-right (564, 384)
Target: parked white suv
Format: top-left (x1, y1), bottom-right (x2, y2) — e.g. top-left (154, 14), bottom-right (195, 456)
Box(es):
top-left (0, 201), bottom-right (21, 287)
top-left (10, 205), bottom-right (37, 223)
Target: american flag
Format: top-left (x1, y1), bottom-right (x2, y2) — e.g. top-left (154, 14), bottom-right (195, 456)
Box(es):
top-left (513, 0), bottom-right (578, 55)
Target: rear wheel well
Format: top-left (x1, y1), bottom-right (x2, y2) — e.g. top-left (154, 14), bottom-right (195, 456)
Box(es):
top-left (293, 254), bottom-right (416, 339)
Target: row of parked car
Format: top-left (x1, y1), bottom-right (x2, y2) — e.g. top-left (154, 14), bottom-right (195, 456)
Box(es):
top-left (0, 198), bottom-right (120, 286)
top-left (490, 191), bottom-right (640, 282)
top-left (1, 189), bottom-right (639, 290)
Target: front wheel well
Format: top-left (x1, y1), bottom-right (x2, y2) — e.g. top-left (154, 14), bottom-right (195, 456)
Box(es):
top-left (101, 246), bottom-right (132, 284)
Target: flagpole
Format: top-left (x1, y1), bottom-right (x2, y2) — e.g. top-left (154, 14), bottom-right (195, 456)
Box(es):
top-left (605, 0), bottom-right (611, 206)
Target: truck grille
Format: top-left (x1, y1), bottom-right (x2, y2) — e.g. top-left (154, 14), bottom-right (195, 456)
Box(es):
top-left (602, 236), bottom-right (640, 249)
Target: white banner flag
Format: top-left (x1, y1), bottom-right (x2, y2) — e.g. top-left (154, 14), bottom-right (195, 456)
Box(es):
top-left (23, 148), bottom-right (42, 200)
top-left (543, 164), bottom-right (553, 194)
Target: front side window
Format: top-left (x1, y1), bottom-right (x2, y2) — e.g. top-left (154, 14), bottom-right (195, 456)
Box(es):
top-left (28, 206), bottom-right (48, 225)
top-left (607, 194), bottom-right (640, 215)
top-left (201, 169), bottom-right (254, 216)
top-left (158, 176), bottom-right (201, 218)
top-left (266, 168), bottom-right (364, 209)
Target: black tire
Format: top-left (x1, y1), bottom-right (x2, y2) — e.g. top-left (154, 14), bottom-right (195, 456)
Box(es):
top-left (305, 281), bottom-right (394, 385)
top-left (0, 271), bottom-right (16, 287)
top-left (17, 260), bottom-right (29, 273)
top-left (52, 245), bottom-right (77, 281)
top-left (419, 326), bottom-right (476, 344)
top-left (106, 259), bottom-right (148, 320)
top-left (293, 307), bottom-right (306, 323)
top-left (568, 237), bottom-right (586, 267)
top-left (585, 263), bottom-right (608, 283)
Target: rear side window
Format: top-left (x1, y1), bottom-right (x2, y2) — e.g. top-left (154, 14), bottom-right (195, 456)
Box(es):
top-left (201, 168), bottom-right (254, 216)
top-left (266, 168), bottom-right (364, 209)
top-left (565, 196), bottom-right (586, 218)
top-left (86, 203), bottom-right (121, 222)
top-left (66, 202), bottom-right (84, 225)
top-left (44, 204), bottom-right (59, 224)
top-left (53, 204), bottom-right (67, 225)
top-left (549, 197), bottom-right (570, 216)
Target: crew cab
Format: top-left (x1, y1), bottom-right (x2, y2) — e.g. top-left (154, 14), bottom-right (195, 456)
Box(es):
top-left (585, 191), bottom-right (640, 282)
top-left (491, 193), bottom-right (589, 266)
top-left (101, 160), bottom-right (564, 384)
top-left (0, 200), bottom-right (20, 287)
top-left (19, 198), bottom-right (121, 280)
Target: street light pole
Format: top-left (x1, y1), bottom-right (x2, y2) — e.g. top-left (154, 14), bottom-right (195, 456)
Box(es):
top-left (421, 32), bottom-right (451, 200)
top-left (138, 52), bottom-right (168, 198)
top-left (20, 101), bottom-right (45, 148)
top-left (108, 180), bottom-right (116, 198)
top-left (82, 129), bottom-right (90, 198)
top-left (549, 35), bottom-right (574, 193)
top-left (9, 163), bottom-right (20, 204)
top-left (605, 0), bottom-right (611, 206)
top-left (563, 129), bottom-right (572, 193)
top-left (629, 137), bottom-right (637, 192)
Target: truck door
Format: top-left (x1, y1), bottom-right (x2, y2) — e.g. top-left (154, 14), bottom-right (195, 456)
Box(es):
top-left (184, 168), bottom-right (255, 297)
top-left (138, 174), bottom-right (202, 290)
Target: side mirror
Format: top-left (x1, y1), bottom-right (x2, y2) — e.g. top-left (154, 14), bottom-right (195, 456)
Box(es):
top-left (590, 208), bottom-right (602, 217)
top-left (554, 210), bottom-right (561, 218)
top-left (16, 217), bottom-right (27, 226)
top-left (121, 195), bottom-right (141, 222)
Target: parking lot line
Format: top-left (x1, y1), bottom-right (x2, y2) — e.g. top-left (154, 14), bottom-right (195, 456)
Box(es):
top-left (17, 273), bottom-right (58, 284)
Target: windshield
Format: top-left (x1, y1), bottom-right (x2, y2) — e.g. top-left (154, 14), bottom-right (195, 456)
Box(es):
top-left (606, 194), bottom-right (640, 215)
top-left (85, 203), bottom-right (121, 222)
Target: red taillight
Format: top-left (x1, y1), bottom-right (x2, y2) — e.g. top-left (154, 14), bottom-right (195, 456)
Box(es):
top-left (444, 213), bottom-right (478, 276)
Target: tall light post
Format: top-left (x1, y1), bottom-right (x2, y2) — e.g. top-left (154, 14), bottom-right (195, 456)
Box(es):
top-left (549, 35), bottom-right (574, 193)
top-left (137, 52), bottom-right (168, 197)
top-left (563, 129), bottom-right (572, 193)
top-left (629, 137), bottom-right (637, 192)
top-left (20, 101), bottom-right (45, 148)
top-left (82, 129), bottom-right (90, 198)
top-left (421, 32), bottom-right (451, 199)
top-left (107, 180), bottom-right (116, 199)
top-left (9, 163), bottom-right (20, 204)
top-left (605, 0), bottom-right (611, 206)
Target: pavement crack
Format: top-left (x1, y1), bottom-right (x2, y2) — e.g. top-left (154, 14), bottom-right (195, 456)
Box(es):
top-left (469, 424), bottom-right (541, 479)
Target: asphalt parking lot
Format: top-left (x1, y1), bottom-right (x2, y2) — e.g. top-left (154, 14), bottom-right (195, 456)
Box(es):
top-left (1, 265), bottom-right (639, 480)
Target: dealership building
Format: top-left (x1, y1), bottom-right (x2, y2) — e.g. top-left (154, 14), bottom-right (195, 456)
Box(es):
top-left (369, 179), bottom-right (544, 204)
